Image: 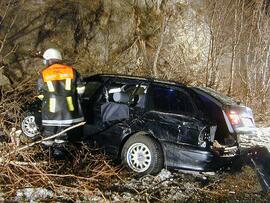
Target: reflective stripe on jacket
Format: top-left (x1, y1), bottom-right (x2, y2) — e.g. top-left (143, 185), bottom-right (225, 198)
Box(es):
top-left (37, 64), bottom-right (85, 126)
top-left (42, 117), bottom-right (85, 126)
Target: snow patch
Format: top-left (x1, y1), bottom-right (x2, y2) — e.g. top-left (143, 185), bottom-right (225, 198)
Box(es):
top-left (16, 187), bottom-right (54, 202)
top-left (156, 169), bottom-right (173, 181)
top-left (239, 127), bottom-right (270, 152)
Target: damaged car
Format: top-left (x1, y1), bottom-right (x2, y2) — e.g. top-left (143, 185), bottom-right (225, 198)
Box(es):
top-left (22, 74), bottom-right (257, 175)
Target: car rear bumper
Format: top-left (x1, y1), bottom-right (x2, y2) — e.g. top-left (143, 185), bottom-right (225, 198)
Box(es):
top-left (164, 141), bottom-right (239, 172)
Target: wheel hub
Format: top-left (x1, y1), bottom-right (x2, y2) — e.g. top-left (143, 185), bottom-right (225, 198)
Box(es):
top-left (137, 153), bottom-right (144, 162)
top-left (29, 123), bottom-right (36, 128)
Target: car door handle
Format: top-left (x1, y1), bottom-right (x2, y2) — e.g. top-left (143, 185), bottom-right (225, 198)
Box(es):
top-left (182, 121), bottom-right (195, 127)
top-left (177, 125), bottom-right (182, 134)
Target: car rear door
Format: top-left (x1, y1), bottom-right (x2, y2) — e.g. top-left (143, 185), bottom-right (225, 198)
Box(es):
top-left (145, 84), bottom-right (208, 147)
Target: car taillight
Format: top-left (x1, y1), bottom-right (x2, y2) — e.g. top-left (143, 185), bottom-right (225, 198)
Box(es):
top-left (227, 111), bottom-right (241, 125)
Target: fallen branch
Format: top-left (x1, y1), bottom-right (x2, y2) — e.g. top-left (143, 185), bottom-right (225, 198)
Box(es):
top-left (9, 161), bottom-right (48, 166)
top-left (3, 121), bottom-right (86, 158)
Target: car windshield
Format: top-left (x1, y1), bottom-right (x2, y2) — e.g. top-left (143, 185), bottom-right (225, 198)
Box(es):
top-left (195, 87), bottom-right (237, 105)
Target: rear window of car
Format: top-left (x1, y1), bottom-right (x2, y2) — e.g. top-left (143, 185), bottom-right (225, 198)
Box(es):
top-left (195, 87), bottom-right (237, 105)
top-left (148, 85), bottom-right (195, 115)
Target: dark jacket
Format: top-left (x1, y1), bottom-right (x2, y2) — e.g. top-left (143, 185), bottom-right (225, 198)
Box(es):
top-left (37, 64), bottom-right (85, 126)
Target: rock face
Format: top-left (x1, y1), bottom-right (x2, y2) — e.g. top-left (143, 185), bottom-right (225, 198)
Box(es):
top-left (0, 0), bottom-right (210, 84)
top-left (1, 0), bottom-right (269, 116)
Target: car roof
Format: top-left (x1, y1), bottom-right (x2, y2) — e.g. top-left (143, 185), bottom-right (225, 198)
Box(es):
top-left (84, 74), bottom-right (187, 88)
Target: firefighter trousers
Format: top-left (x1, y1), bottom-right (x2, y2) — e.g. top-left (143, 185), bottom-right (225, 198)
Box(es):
top-left (42, 126), bottom-right (68, 146)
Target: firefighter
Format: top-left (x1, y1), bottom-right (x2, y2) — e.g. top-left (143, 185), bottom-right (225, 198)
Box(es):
top-left (37, 48), bottom-right (85, 151)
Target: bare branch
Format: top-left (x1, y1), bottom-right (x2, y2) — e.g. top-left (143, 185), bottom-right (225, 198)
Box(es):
top-left (3, 121), bottom-right (86, 158)
top-left (153, 14), bottom-right (168, 78)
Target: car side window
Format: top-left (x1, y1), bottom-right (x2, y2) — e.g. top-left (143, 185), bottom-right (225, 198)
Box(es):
top-left (149, 85), bottom-right (195, 115)
top-left (83, 81), bottom-right (103, 99)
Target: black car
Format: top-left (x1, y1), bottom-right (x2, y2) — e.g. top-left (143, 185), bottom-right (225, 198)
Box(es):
top-left (21, 74), bottom-right (257, 175)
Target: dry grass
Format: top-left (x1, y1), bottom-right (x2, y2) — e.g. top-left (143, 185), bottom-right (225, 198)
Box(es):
top-left (0, 144), bottom-right (123, 201)
top-left (0, 78), bottom-right (35, 135)
top-left (0, 80), bottom-right (124, 201)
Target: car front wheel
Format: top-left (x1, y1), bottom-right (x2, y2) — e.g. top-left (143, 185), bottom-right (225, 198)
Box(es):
top-left (121, 133), bottom-right (163, 175)
top-left (21, 113), bottom-right (40, 138)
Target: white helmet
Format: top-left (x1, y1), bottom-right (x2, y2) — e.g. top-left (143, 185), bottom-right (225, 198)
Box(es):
top-left (43, 48), bottom-right (62, 60)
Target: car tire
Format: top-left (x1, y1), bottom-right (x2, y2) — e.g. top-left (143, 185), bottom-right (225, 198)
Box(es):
top-left (21, 112), bottom-right (40, 138)
top-left (121, 133), bottom-right (164, 176)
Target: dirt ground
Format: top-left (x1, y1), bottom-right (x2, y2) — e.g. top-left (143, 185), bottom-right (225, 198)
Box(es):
top-left (11, 152), bottom-right (270, 202)
top-left (3, 125), bottom-right (270, 202)
top-left (93, 166), bottom-right (268, 202)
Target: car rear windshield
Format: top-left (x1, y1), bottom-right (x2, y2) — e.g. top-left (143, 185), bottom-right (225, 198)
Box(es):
top-left (195, 87), bottom-right (237, 105)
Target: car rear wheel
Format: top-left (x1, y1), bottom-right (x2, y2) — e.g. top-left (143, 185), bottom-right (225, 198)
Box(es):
top-left (21, 113), bottom-right (40, 138)
top-left (121, 133), bottom-right (163, 175)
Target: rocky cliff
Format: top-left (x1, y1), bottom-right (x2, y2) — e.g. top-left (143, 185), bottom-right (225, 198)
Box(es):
top-left (0, 0), bottom-right (210, 84)
top-left (1, 0), bottom-right (269, 115)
